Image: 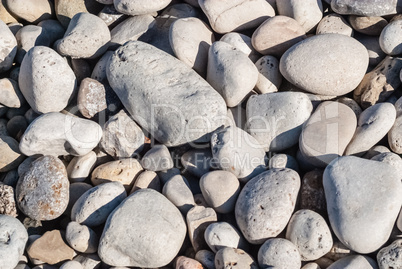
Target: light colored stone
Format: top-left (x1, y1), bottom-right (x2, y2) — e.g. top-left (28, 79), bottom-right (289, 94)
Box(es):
top-left (205, 222), bottom-right (248, 253)
top-left (316, 13), bottom-right (353, 36)
top-left (19, 46), bottom-right (76, 114)
top-left (280, 33), bottom-right (368, 96)
top-left (170, 17), bottom-right (214, 76)
top-left (175, 256), bottom-right (203, 269)
top-left (331, 0), bottom-right (401, 16)
top-left (327, 255), bottom-right (378, 269)
top-left (286, 209), bottom-right (333, 261)
top-left (355, 35), bottom-right (386, 67)
top-left (214, 248), bottom-right (258, 269)
top-left (91, 51), bottom-right (113, 83)
top-left (324, 156), bottom-right (402, 253)
top-left (0, 135), bottom-right (24, 172)
top-left (0, 182), bottom-right (17, 217)
top-left (16, 155), bottom-right (69, 221)
top-left (398, 208), bottom-right (402, 232)
top-left (0, 78), bottom-right (25, 108)
top-left (299, 101), bottom-right (357, 167)
top-left (101, 109), bottom-right (144, 158)
top-left (67, 151), bottom-right (97, 183)
top-left (71, 181), bottom-right (126, 227)
top-left (349, 16), bottom-right (388, 36)
top-left (57, 12), bottom-right (110, 59)
top-left (181, 148), bottom-right (214, 178)
top-left (98, 4), bottom-right (126, 27)
top-left (0, 19), bottom-right (17, 72)
top-left (162, 174), bottom-right (195, 214)
top-left (268, 154), bottom-right (299, 172)
top-left (130, 170), bottom-right (160, 194)
top-left (377, 239), bottom-right (402, 269)
top-left (77, 78), bottom-right (107, 119)
top-left (258, 238), bottom-right (301, 269)
top-left (15, 25), bottom-right (50, 63)
top-left (324, 240), bottom-right (355, 262)
top-left (337, 97), bottom-right (362, 118)
top-left (186, 206), bottom-right (217, 252)
top-left (254, 55), bottom-right (282, 94)
top-left (345, 102), bottom-right (396, 156)
top-left (107, 41), bottom-right (227, 147)
top-left (207, 41), bottom-right (258, 107)
top-left (252, 15), bottom-right (306, 56)
top-left (302, 263), bottom-right (321, 269)
top-left (200, 170), bottom-right (240, 214)
top-left (246, 92), bottom-right (313, 151)
top-left (235, 169), bottom-right (300, 244)
top-left (66, 221), bottom-right (99, 253)
top-left (277, 0), bottom-right (323, 32)
top-left (195, 250), bottom-right (215, 269)
top-left (5, 0), bottom-right (53, 23)
top-left (19, 112), bottom-right (102, 156)
top-left (141, 145), bottom-right (173, 172)
top-left (211, 126), bottom-right (266, 182)
top-left (114, 0), bottom-right (171, 15)
top-left (55, 0), bottom-right (103, 28)
top-left (380, 19), bottom-right (402, 56)
top-left (220, 32), bottom-right (260, 63)
top-left (0, 1), bottom-right (16, 24)
top-left (371, 152), bottom-right (402, 174)
top-left (0, 215), bottom-right (28, 269)
top-left (60, 261), bottom-right (83, 269)
top-left (73, 254), bottom-right (101, 269)
top-left (98, 189), bottom-right (186, 267)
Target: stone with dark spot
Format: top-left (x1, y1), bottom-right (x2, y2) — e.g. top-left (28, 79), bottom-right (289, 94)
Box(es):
top-left (0, 182), bottom-right (17, 217)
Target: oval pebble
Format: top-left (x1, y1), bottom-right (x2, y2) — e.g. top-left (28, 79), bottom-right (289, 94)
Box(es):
top-left (5, 0), bottom-right (53, 24)
top-left (0, 20), bottom-right (17, 72)
top-left (0, 135), bottom-right (24, 172)
top-left (130, 170), bottom-right (161, 194)
top-left (0, 78), bottom-right (25, 108)
top-left (215, 248), bottom-right (258, 269)
top-left (220, 32), bottom-right (260, 63)
top-left (379, 18), bottom-right (402, 56)
top-left (67, 151), bottom-right (97, 183)
top-left (205, 222), bottom-right (249, 253)
top-left (66, 221), bottom-right (99, 254)
top-left (316, 13), bottom-right (353, 36)
top-left (258, 238), bottom-right (301, 269)
top-left (377, 239), bottom-right (402, 269)
top-left (331, 0), bottom-right (400, 16)
top-left (254, 55), bottom-right (282, 94)
top-left (349, 16), bottom-right (388, 36)
top-left (141, 144), bottom-right (173, 172)
top-left (60, 261), bottom-right (83, 269)
top-left (162, 174), bottom-right (195, 214)
top-left (114, 0), bottom-right (171, 16)
top-left (195, 250), bottom-right (215, 269)
top-left (268, 154), bottom-right (299, 172)
top-left (327, 255), bottom-right (378, 269)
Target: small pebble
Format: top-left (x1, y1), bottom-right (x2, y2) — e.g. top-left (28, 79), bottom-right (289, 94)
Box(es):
top-left (258, 238), bottom-right (301, 269)
top-left (254, 55), bottom-right (282, 94)
top-left (0, 135), bottom-right (24, 172)
top-left (67, 151), bottom-right (97, 183)
top-left (220, 32), bottom-right (260, 63)
top-left (327, 255), bottom-right (378, 269)
top-left (175, 256), bottom-right (203, 269)
top-left (186, 205), bottom-right (217, 252)
top-left (205, 222), bottom-right (249, 253)
top-left (195, 250), bottom-right (215, 269)
top-left (349, 16), bottom-right (388, 36)
top-left (215, 248), bottom-right (258, 269)
top-left (141, 144), bottom-right (173, 171)
top-left (162, 174), bottom-right (195, 214)
top-left (66, 221), bottom-right (99, 253)
top-left (0, 182), bottom-right (17, 217)
top-left (316, 13), bottom-right (353, 36)
top-left (60, 261), bottom-right (83, 269)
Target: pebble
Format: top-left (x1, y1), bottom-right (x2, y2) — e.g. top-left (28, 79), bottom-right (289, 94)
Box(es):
top-left (60, 261), bottom-right (83, 269)
top-left (286, 209), bottom-right (333, 261)
top-left (316, 14), bottom-right (353, 36)
top-left (302, 263), bottom-right (321, 269)
top-left (210, 126), bottom-right (266, 182)
top-left (16, 155), bottom-right (69, 221)
top-left (268, 154), bottom-right (299, 172)
top-left (345, 102), bottom-right (396, 156)
top-left (19, 112), bottom-right (102, 156)
top-left (15, 25), bottom-right (50, 64)
top-left (205, 222), bottom-right (249, 253)
top-left (331, 0), bottom-right (401, 16)
top-left (37, 20), bottom-right (65, 45)
top-left (324, 240), bottom-right (355, 262)
top-left (0, 215), bottom-right (28, 269)
top-left (258, 238), bottom-right (301, 269)
top-left (299, 101), bottom-right (357, 167)
top-left (199, 0), bottom-right (275, 34)
top-left (280, 33), bottom-right (368, 96)
top-left (277, 0), bottom-right (323, 33)
top-left (98, 4), bottom-right (126, 28)
top-left (77, 78), bottom-right (107, 119)
top-left (71, 181), bottom-right (127, 227)
top-left (214, 248), bottom-right (258, 269)
top-left (186, 206), bottom-right (217, 252)
top-left (377, 239), bottom-right (402, 269)
top-left (349, 16), bottom-right (388, 36)
top-left (235, 169), bottom-right (300, 244)
top-left (162, 174), bottom-right (195, 214)
top-left (157, 167), bottom-right (181, 184)
top-left (141, 144), bottom-right (174, 172)
top-left (91, 51), bottom-right (113, 82)
top-left (107, 41), bottom-right (227, 147)
top-left (200, 170), bottom-right (240, 214)
top-left (246, 92), bottom-right (313, 151)
top-left (0, 135), bottom-right (24, 172)
top-left (98, 189), bottom-right (187, 267)
top-left (114, 0), bottom-right (171, 15)
top-left (195, 250), bottom-right (215, 269)
top-left (5, 0), bottom-right (53, 24)
top-left (371, 152), bottom-right (402, 174)
top-left (66, 221), bottom-right (99, 253)
top-left (175, 256), bottom-right (203, 269)
top-left (220, 32), bottom-right (260, 63)
top-left (0, 78), bottom-right (25, 108)
top-left (17, 155), bottom-right (39, 177)
top-left (379, 18), bottom-right (402, 56)
top-left (252, 16), bottom-right (306, 56)
top-left (181, 148), bottom-right (214, 177)
top-left (326, 255), bottom-right (378, 269)
top-left (101, 109), bottom-right (145, 158)
top-left (0, 19), bottom-right (17, 72)
top-left (73, 253), bottom-right (101, 269)
top-left (207, 41), bottom-right (258, 107)
top-left (254, 55), bottom-right (282, 94)
top-left (323, 156), bottom-right (402, 253)
top-left (27, 230), bottom-right (75, 265)
top-left (57, 12), bottom-right (110, 59)
top-left (54, 0), bottom-right (103, 28)
top-left (0, 182), bottom-right (17, 217)
top-left (19, 46), bottom-right (76, 114)
top-left (65, 182), bottom-right (92, 216)
top-left (130, 170), bottom-right (161, 194)
top-left (67, 151), bottom-right (97, 182)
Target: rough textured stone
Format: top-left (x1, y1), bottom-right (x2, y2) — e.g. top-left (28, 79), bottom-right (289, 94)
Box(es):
top-left (215, 248), bottom-right (258, 269)
top-left (349, 16), bottom-right (388, 36)
top-left (316, 13), bottom-right (353, 36)
top-left (5, 0), bottom-right (53, 24)
top-left (77, 78), bottom-right (107, 119)
top-left (277, 0), bottom-right (323, 32)
top-left (254, 55), bottom-right (282, 94)
top-left (107, 41), bottom-right (227, 147)
top-left (162, 174), bottom-right (195, 214)
top-left (71, 182), bottom-right (126, 227)
top-left (377, 239), bottom-right (402, 269)
top-left (19, 112), bottom-right (102, 156)
top-left (98, 189), bottom-right (186, 267)
top-left (268, 154), bottom-right (299, 172)
top-left (175, 256), bottom-right (203, 269)
top-left (246, 92), bottom-right (313, 152)
top-left (67, 151), bottom-right (97, 183)
top-left (66, 221), bottom-right (99, 253)
top-left (114, 0), bottom-right (171, 15)
top-left (19, 46), bottom-right (76, 114)
top-left (235, 169), bottom-right (300, 244)
top-left (327, 255), bottom-right (378, 269)
top-left (141, 144), bottom-right (173, 172)
top-left (324, 156), bottom-right (402, 253)
top-left (16, 155), bottom-right (69, 221)
top-left (299, 170), bottom-right (327, 216)
top-left (331, 0), bottom-right (402, 16)
top-left (258, 238), bottom-right (301, 269)
top-left (0, 182), bottom-right (17, 217)
top-left (280, 33), bottom-right (368, 96)
top-left (380, 18), bottom-right (402, 56)
top-left (186, 206), bottom-right (217, 252)
top-left (199, 0), bottom-right (275, 34)
top-left (205, 222), bottom-right (248, 253)
top-left (0, 135), bottom-right (24, 172)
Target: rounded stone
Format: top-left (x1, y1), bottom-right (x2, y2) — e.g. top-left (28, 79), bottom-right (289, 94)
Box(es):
top-left (0, 135), bottom-right (24, 172)
top-left (162, 174), bottom-right (195, 214)
top-left (327, 255), bottom-right (378, 269)
top-left (77, 78), bottom-right (107, 119)
top-left (279, 33), bottom-right (369, 96)
top-left (66, 221), bottom-right (99, 253)
top-left (66, 151), bottom-right (97, 183)
top-left (268, 154), bottom-right (299, 172)
top-left (195, 250), bottom-right (215, 269)
top-left (235, 169), bottom-right (300, 244)
top-left (258, 238), bottom-right (301, 269)
top-left (19, 46), bottom-right (76, 114)
top-left (0, 78), bottom-right (25, 108)
top-left (98, 189), bottom-right (187, 268)
top-left (331, 0), bottom-right (400, 16)
top-left (130, 170), bottom-right (161, 194)
top-left (214, 248), bottom-right (258, 269)
top-left (141, 145), bottom-right (173, 172)
top-left (0, 19), bottom-right (17, 73)
top-left (5, 0), bottom-right (53, 24)
top-left (71, 181), bottom-right (127, 227)
top-left (377, 239), bottom-right (402, 269)
top-left (60, 261), bottom-right (83, 269)
top-left (200, 170), bottom-right (240, 214)
top-left (220, 32), bottom-right (261, 63)
top-left (349, 16), bottom-right (388, 36)
top-left (355, 34), bottom-right (386, 67)
top-left (204, 222), bottom-right (248, 253)
top-left (0, 182), bottom-right (17, 217)
top-left (286, 209), bottom-right (333, 261)
top-left (254, 55), bottom-right (282, 94)
top-left (175, 256), bottom-right (203, 269)
top-left (180, 148), bottom-right (215, 178)
top-left (16, 155), bottom-right (69, 221)
top-left (316, 14), bottom-right (353, 36)
top-left (15, 25), bottom-right (51, 64)
top-left (114, 0), bottom-right (171, 15)
top-left (379, 19), bottom-right (402, 56)
top-left (252, 15), bottom-right (306, 56)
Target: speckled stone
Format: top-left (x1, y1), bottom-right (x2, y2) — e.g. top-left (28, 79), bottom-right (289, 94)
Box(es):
top-left (0, 182), bottom-right (17, 217)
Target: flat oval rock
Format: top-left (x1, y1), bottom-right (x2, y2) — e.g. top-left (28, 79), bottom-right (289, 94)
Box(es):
top-left (114, 0), bottom-right (172, 16)
top-left (107, 41), bottom-right (227, 147)
top-left (323, 156), bottom-right (402, 253)
top-left (16, 155), bottom-right (69, 221)
top-left (280, 33), bottom-right (368, 96)
top-left (331, 0), bottom-right (401, 16)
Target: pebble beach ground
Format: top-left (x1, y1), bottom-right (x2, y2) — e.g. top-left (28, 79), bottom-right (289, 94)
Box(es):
top-left (0, 0), bottom-right (401, 268)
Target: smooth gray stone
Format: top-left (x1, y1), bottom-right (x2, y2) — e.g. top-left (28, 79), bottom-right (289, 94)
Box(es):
top-left (258, 238), bottom-right (301, 269)
top-left (107, 41), bottom-right (227, 147)
top-left (380, 19), bottom-right (402, 56)
top-left (0, 19), bottom-right (17, 72)
top-left (15, 25), bottom-right (50, 64)
top-left (162, 174), bottom-right (195, 214)
top-left (37, 20), bottom-right (65, 45)
top-left (66, 221), bottom-right (99, 254)
top-left (215, 247), bottom-right (258, 269)
top-left (204, 222), bottom-right (249, 253)
top-left (141, 144), bottom-right (173, 172)
top-left (327, 255), bottom-right (378, 269)
top-left (331, 0), bottom-right (402, 16)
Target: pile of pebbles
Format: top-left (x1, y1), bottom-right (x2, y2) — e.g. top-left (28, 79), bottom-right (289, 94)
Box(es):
top-left (0, 0), bottom-right (402, 268)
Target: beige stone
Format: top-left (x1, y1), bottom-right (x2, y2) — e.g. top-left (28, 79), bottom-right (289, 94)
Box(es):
top-left (129, 170), bottom-right (161, 194)
top-left (349, 16), bottom-right (388, 36)
top-left (175, 256), bottom-right (203, 269)
top-left (0, 135), bottom-right (24, 172)
top-left (186, 206), bottom-right (217, 252)
top-left (316, 13), bottom-right (353, 36)
top-left (255, 55), bottom-right (282, 94)
top-left (55, 0), bottom-right (103, 28)
top-left (77, 78), bottom-right (107, 119)
top-left (5, 0), bottom-right (53, 24)
top-left (0, 0), bottom-right (16, 23)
